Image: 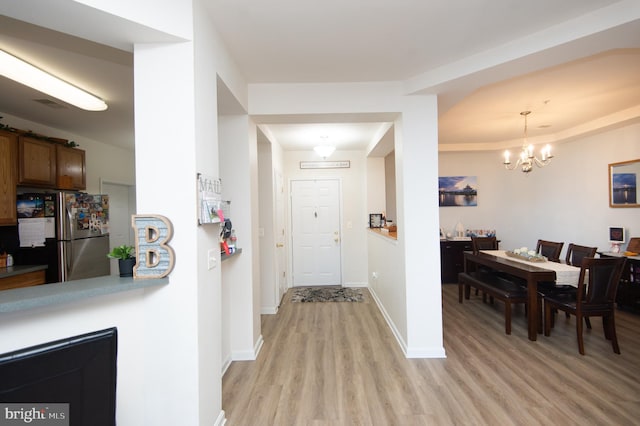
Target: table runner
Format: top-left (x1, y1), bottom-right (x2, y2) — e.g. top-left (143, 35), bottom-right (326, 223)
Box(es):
top-left (482, 250), bottom-right (581, 287)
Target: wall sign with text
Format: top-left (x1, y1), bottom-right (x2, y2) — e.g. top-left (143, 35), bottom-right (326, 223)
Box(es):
top-left (300, 161), bottom-right (350, 169)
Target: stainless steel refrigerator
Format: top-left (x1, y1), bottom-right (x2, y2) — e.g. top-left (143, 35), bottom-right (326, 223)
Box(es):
top-left (17, 192), bottom-right (110, 282)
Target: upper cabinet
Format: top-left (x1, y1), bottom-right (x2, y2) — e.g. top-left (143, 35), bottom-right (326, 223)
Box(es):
top-left (0, 130), bottom-right (18, 226)
top-left (56, 144), bottom-right (86, 190)
top-left (18, 136), bottom-right (57, 187)
top-left (18, 136), bottom-right (86, 190)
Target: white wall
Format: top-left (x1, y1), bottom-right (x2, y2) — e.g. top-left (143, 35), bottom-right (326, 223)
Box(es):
top-left (367, 157), bottom-right (386, 216)
top-left (367, 231), bottom-right (406, 347)
top-left (258, 139), bottom-right (276, 313)
top-left (439, 122), bottom-right (640, 257)
top-left (219, 114), bottom-right (263, 361)
top-left (384, 152), bottom-right (397, 222)
top-left (394, 96), bottom-right (444, 358)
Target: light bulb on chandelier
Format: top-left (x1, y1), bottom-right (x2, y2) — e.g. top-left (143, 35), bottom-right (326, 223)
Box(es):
top-left (503, 111), bottom-right (553, 173)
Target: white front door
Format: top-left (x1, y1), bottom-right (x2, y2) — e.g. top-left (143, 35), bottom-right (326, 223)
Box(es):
top-left (291, 179), bottom-right (341, 286)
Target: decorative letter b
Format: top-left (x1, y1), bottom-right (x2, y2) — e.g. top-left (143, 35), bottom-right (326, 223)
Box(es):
top-left (132, 215), bottom-right (175, 279)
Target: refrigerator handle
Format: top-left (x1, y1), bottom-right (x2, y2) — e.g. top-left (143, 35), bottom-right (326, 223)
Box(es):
top-left (59, 241), bottom-right (72, 282)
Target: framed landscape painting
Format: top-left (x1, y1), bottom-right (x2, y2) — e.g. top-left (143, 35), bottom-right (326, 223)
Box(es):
top-left (438, 176), bottom-right (478, 207)
top-left (609, 159), bottom-right (640, 208)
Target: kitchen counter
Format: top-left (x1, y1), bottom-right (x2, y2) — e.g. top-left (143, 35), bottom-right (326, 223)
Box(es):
top-left (0, 274), bottom-right (168, 313)
top-left (368, 227), bottom-right (398, 240)
top-left (0, 264), bottom-right (48, 279)
top-left (0, 265), bottom-right (48, 291)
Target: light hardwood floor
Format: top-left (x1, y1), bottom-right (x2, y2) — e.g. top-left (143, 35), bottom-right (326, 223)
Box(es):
top-left (222, 285), bottom-right (640, 425)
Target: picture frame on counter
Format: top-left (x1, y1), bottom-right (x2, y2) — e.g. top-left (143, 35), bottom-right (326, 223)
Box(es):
top-left (369, 213), bottom-right (383, 228)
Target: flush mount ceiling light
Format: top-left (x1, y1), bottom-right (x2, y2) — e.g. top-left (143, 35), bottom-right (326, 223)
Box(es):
top-left (503, 111), bottom-right (553, 173)
top-left (313, 145), bottom-right (336, 158)
top-left (314, 135), bottom-right (335, 158)
top-left (0, 49), bottom-right (108, 111)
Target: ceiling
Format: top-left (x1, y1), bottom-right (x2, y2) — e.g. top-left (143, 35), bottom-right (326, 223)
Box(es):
top-left (0, 1), bottom-right (639, 154)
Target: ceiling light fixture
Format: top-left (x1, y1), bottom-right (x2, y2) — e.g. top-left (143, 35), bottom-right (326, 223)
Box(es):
top-left (0, 49), bottom-right (108, 111)
top-left (313, 145), bottom-right (335, 158)
top-left (314, 136), bottom-right (335, 159)
top-left (503, 111), bottom-right (553, 173)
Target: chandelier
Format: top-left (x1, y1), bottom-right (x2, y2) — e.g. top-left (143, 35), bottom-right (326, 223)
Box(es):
top-left (503, 111), bottom-right (553, 173)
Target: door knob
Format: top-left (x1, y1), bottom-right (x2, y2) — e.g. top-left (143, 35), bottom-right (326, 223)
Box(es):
top-left (333, 231), bottom-right (339, 242)
top-left (276, 243), bottom-right (284, 248)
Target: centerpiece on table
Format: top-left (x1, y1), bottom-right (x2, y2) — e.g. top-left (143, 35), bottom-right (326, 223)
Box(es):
top-left (505, 246), bottom-right (547, 262)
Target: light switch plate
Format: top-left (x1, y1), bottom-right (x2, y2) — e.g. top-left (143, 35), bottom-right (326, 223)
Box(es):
top-left (207, 249), bottom-right (217, 270)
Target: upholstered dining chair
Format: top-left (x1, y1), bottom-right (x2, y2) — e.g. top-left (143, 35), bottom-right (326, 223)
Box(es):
top-left (543, 256), bottom-right (627, 355)
top-left (536, 239), bottom-right (564, 262)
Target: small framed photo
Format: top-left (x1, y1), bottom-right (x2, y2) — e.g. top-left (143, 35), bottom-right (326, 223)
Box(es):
top-left (608, 226), bottom-right (625, 244)
top-left (369, 213), bottom-right (383, 228)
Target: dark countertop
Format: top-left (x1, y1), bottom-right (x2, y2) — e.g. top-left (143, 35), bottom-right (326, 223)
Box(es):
top-left (0, 264), bottom-right (48, 279)
top-left (0, 274), bottom-right (168, 313)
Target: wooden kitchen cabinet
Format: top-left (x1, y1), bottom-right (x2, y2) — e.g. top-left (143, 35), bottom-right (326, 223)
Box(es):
top-left (0, 130), bottom-right (18, 225)
top-left (0, 269), bottom-right (46, 291)
top-left (56, 144), bottom-right (86, 190)
top-left (18, 135), bottom-right (57, 187)
top-left (18, 136), bottom-right (86, 190)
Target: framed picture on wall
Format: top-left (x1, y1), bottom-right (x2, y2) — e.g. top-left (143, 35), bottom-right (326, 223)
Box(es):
top-left (609, 159), bottom-right (640, 208)
top-left (438, 176), bottom-right (478, 207)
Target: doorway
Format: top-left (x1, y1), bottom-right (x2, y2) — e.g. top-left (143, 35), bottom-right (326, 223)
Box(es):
top-left (290, 179), bottom-right (341, 286)
top-left (101, 181), bottom-right (136, 276)
top-left (275, 170), bottom-right (288, 304)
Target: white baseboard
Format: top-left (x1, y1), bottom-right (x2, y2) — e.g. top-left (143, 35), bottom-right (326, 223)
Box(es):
top-left (261, 305), bottom-right (278, 315)
top-left (214, 410), bottom-right (226, 426)
top-left (221, 355), bottom-right (232, 376)
top-left (254, 334), bottom-right (264, 357)
top-left (406, 346), bottom-right (447, 358)
top-left (343, 281), bottom-right (368, 288)
top-left (367, 286), bottom-right (409, 356)
top-left (368, 286), bottom-right (446, 359)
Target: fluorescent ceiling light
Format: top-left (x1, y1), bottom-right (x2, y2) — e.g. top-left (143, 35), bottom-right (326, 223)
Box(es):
top-left (0, 49), bottom-right (108, 111)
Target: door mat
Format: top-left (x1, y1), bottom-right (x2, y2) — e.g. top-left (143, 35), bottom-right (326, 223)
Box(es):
top-left (290, 286), bottom-right (364, 303)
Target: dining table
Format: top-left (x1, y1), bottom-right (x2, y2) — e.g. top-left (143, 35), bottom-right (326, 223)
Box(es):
top-left (463, 250), bottom-right (581, 341)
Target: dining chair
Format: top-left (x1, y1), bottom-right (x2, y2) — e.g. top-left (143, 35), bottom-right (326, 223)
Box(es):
top-left (565, 243), bottom-right (598, 266)
top-left (543, 256), bottom-right (627, 355)
top-left (540, 243), bottom-right (598, 324)
top-left (536, 239), bottom-right (564, 262)
top-left (470, 237), bottom-right (499, 299)
top-left (472, 236), bottom-right (498, 253)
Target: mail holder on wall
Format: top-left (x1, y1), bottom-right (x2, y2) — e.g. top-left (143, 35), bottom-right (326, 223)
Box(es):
top-left (197, 173), bottom-right (230, 225)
